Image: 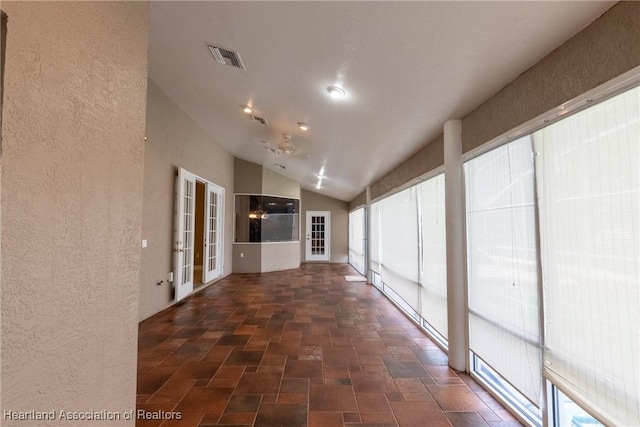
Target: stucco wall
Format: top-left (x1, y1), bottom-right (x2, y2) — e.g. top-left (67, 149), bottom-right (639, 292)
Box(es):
top-left (1, 2), bottom-right (149, 424)
top-left (139, 80), bottom-right (234, 321)
top-left (348, 191), bottom-right (367, 212)
top-left (359, 1), bottom-right (640, 205)
top-left (234, 158), bottom-right (262, 194)
top-left (461, 1), bottom-right (640, 153)
top-left (262, 167), bottom-right (300, 199)
top-left (301, 189), bottom-right (349, 263)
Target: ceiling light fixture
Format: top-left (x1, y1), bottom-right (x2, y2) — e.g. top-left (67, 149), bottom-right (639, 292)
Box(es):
top-left (298, 122), bottom-right (309, 131)
top-left (278, 133), bottom-right (297, 155)
top-left (243, 105), bottom-right (252, 114)
top-left (326, 85), bottom-right (346, 99)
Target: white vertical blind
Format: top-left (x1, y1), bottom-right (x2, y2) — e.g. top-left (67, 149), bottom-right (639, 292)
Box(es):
top-left (465, 136), bottom-right (541, 404)
top-left (349, 207), bottom-right (366, 275)
top-left (534, 86), bottom-right (639, 426)
top-left (379, 187), bottom-right (420, 311)
top-left (417, 174), bottom-right (448, 338)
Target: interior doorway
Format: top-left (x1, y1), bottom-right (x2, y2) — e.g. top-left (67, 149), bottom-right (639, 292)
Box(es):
top-left (194, 181), bottom-right (205, 286)
top-left (174, 168), bottom-right (224, 302)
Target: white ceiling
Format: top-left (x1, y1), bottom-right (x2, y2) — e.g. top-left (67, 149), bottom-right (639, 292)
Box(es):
top-left (148, 1), bottom-right (614, 202)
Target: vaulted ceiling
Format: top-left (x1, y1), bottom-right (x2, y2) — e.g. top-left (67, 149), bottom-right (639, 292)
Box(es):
top-left (148, 1), bottom-right (614, 202)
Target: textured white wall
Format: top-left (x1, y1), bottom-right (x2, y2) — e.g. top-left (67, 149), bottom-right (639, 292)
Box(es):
top-left (1, 2), bottom-right (149, 425)
top-left (139, 80), bottom-right (234, 321)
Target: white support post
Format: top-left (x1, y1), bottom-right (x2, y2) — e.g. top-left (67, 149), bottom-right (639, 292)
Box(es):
top-left (444, 119), bottom-right (468, 372)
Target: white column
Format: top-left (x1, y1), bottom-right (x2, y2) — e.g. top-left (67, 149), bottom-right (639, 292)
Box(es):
top-left (444, 119), bottom-right (468, 371)
top-left (365, 185), bottom-right (372, 283)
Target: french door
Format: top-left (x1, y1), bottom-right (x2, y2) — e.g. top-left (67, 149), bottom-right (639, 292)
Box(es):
top-left (203, 183), bottom-right (223, 283)
top-left (174, 168), bottom-right (224, 302)
top-left (306, 211), bottom-right (331, 261)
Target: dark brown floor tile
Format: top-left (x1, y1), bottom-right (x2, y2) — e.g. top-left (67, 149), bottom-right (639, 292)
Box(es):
top-left (137, 369), bottom-right (176, 394)
top-left (198, 413), bottom-right (221, 425)
top-left (384, 360), bottom-right (430, 378)
top-left (224, 395), bottom-right (262, 413)
top-left (259, 353), bottom-right (287, 366)
top-left (284, 359), bottom-right (323, 379)
top-left (323, 348), bottom-right (360, 367)
top-left (415, 350), bottom-right (449, 366)
top-left (344, 412), bottom-right (362, 422)
top-left (138, 264), bottom-right (517, 426)
top-left (172, 341), bottom-right (215, 358)
top-left (213, 366), bottom-right (245, 380)
top-left (217, 413), bottom-right (256, 425)
top-left (394, 378), bottom-right (428, 393)
top-left (426, 365), bottom-right (459, 378)
top-left (401, 392), bottom-right (435, 402)
top-left (202, 346), bottom-right (234, 362)
top-left (280, 378), bottom-right (310, 394)
top-left (172, 360), bottom-right (221, 380)
top-left (309, 384), bottom-right (358, 411)
top-left (390, 401), bottom-right (453, 427)
top-left (235, 372), bottom-right (282, 394)
top-left (277, 393), bottom-right (307, 403)
top-left (427, 385), bottom-right (490, 411)
top-left (265, 339), bottom-right (301, 355)
top-left (351, 372), bottom-right (399, 393)
top-left (215, 334), bottom-right (250, 346)
top-left (254, 403), bottom-right (307, 427)
top-left (360, 411), bottom-right (398, 423)
top-left (309, 411), bottom-right (343, 427)
top-left (356, 393), bottom-right (391, 412)
top-left (223, 350), bottom-right (264, 366)
top-left (173, 387), bottom-right (234, 413)
top-left (445, 411), bottom-right (489, 427)
top-left (158, 412), bottom-right (203, 427)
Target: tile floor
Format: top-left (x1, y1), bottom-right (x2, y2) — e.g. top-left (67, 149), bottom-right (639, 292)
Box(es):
top-left (137, 263), bottom-right (522, 427)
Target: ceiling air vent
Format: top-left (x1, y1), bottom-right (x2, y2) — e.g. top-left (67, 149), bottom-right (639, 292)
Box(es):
top-left (248, 114), bottom-right (268, 126)
top-left (208, 44), bottom-right (246, 70)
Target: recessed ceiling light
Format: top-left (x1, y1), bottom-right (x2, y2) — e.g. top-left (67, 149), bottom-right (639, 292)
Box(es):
top-left (327, 85), bottom-right (346, 99)
top-left (298, 122), bottom-right (309, 131)
top-left (243, 105), bottom-right (252, 114)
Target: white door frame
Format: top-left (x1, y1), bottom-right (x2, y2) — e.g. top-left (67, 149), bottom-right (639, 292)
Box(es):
top-left (174, 168), bottom-right (225, 302)
top-left (305, 211), bottom-right (331, 261)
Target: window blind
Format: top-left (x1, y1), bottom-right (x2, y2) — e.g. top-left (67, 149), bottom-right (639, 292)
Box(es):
top-left (417, 174), bottom-right (448, 338)
top-left (465, 136), bottom-right (542, 404)
top-left (379, 187), bottom-right (420, 311)
top-left (534, 86), bottom-right (639, 426)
